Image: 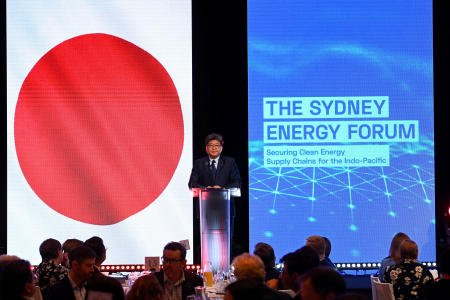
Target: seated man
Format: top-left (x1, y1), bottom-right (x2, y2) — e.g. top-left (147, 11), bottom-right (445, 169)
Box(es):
top-left (154, 242), bottom-right (203, 300)
top-left (47, 245), bottom-right (96, 300)
top-left (253, 242), bottom-right (280, 289)
top-left (84, 236), bottom-right (125, 300)
top-left (0, 259), bottom-right (36, 300)
top-left (306, 236), bottom-right (337, 271)
top-left (229, 253), bottom-right (291, 300)
top-left (280, 246), bottom-right (319, 300)
top-left (35, 238), bottom-right (68, 298)
top-left (300, 267), bottom-right (346, 300)
top-left (383, 239), bottom-right (434, 300)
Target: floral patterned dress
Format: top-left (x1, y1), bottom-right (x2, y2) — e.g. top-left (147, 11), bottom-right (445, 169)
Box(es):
top-left (35, 259), bottom-right (68, 298)
top-left (383, 259), bottom-right (433, 300)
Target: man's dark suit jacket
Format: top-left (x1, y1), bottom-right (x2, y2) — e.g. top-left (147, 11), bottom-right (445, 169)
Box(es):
top-left (188, 156), bottom-right (241, 189)
top-left (47, 276), bottom-right (77, 300)
top-left (86, 268), bottom-right (124, 300)
top-left (154, 270), bottom-right (203, 300)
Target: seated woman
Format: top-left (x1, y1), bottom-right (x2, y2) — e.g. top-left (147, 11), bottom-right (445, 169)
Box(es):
top-left (35, 238), bottom-right (68, 298)
top-left (383, 239), bottom-right (434, 299)
top-left (378, 232), bottom-right (410, 281)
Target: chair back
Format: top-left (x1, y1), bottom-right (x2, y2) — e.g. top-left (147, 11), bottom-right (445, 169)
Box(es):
top-left (370, 275), bottom-right (395, 300)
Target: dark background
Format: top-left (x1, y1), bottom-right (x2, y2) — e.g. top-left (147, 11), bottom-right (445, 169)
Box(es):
top-left (1, 0), bottom-right (449, 263)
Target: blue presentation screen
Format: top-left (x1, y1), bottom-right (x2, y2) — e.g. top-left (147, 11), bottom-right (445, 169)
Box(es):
top-left (248, 0), bottom-right (435, 262)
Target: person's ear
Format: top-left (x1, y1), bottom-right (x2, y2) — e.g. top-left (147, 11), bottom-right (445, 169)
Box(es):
top-left (24, 281), bottom-right (35, 297)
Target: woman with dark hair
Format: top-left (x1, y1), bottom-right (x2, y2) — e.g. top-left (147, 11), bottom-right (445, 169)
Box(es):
top-left (35, 238), bottom-right (68, 298)
top-left (126, 275), bottom-right (163, 300)
top-left (378, 232), bottom-right (410, 281)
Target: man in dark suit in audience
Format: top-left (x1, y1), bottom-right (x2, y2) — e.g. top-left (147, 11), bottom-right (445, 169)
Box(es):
top-left (84, 236), bottom-right (125, 300)
top-left (300, 267), bottom-right (346, 300)
top-left (154, 242), bottom-right (203, 300)
top-left (47, 245), bottom-right (96, 300)
top-left (280, 246), bottom-right (320, 300)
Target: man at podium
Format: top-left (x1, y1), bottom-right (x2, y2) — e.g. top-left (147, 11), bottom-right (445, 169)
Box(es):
top-left (188, 133), bottom-right (242, 264)
top-left (188, 133), bottom-right (241, 189)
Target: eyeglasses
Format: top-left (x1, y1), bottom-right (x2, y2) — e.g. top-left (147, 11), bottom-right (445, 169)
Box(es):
top-left (162, 257), bottom-right (183, 263)
top-left (207, 144), bottom-right (221, 149)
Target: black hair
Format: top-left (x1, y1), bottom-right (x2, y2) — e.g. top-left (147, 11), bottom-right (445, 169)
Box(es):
top-left (302, 267), bottom-right (346, 297)
top-left (253, 242), bottom-right (275, 268)
top-left (62, 239), bottom-right (83, 254)
top-left (39, 238), bottom-right (62, 260)
top-left (0, 259), bottom-right (33, 299)
top-left (322, 236), bottom-right (331, 258)
top-left (280, 246), bottom-right (319, 275)
top-left (163, 242), bottom-right (187, 260)
top-left (68, 245), bottom-right (96, 267)
top-left (84, 236), bottom-right (106, 263)
top-left (205, 133), bottom-right (224, 146)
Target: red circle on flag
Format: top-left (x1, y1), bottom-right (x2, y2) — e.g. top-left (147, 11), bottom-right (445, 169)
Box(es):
top-left (14, 33), bottom-right (184, 225)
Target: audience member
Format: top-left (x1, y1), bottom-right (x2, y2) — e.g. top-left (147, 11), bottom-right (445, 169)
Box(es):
top-left (47, 245), bottom-right (96, 300)
top-left (280, 246), bottom-right (319, 299)
top-left (305, 236), bottom-right (338, 272)
top-left (0, 254), bottom-right (20, 276)
top-left (321, 236), bottom-right (339, 272)
top-left (154, 242), bottom-right (203, 300)
top-left (62, 239), bottom-right (83, 268)
top-left (378, 232), bottom-right (410, 281)
top-left (300, 267), bottom-right (346, 300)
top-left (84, 236), bottom-right (125, 300)
top-left (35, 238), bottom-right (68, 298)
top-left (0, 259), bottom-right (35, 300)
top-left (126, 274), bottom-right (163, 300)
top-left (383, 239), bottom-right (433, 300)
top-left (253, 242), bottom-right (280, 289)
top-left (230, 253), bottom-right (290, 300)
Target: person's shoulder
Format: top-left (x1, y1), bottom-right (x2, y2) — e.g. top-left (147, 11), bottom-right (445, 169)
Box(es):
top-left (259, 284), bottom-right (291, 300)
top-left (220, 155), bottom-right (235, 161)
top-left (183, 270), bottom-right (203, 284)
top-left (48, 276), bottom-right (71, 293)
top-left (194, 156), bottom-right (209, 164)
top-left (219, 156), bottom-right (237, 165)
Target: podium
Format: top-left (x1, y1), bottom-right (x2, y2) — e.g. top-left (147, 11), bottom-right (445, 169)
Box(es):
top-left (191, 188), bottom-right (240, 271)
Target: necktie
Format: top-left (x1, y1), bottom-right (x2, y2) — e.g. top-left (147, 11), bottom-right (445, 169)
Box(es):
top-left (211, 160), bottom-right (217, 180)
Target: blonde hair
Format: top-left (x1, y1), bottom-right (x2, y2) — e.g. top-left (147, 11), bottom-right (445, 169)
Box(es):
top-left (306, 236), bottom-right (325, 259)
top-left (232, 253), bottom-right (265, 282)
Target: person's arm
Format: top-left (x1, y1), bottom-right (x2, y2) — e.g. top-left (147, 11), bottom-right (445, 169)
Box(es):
top-left (223, 158), bottom-right (242, 189)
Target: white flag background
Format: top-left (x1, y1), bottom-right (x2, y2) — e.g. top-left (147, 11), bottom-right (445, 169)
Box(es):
top-left (7, 0), bottom-right (193, 264)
